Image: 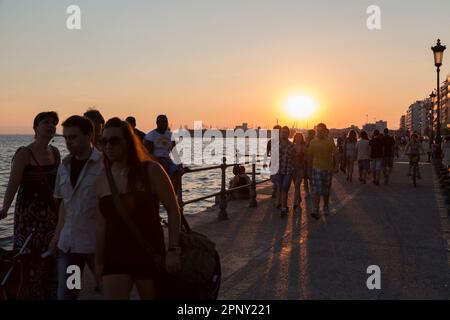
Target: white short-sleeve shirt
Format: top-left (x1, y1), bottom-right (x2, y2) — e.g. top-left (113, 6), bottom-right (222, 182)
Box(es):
top-left (144, 129), bottom-right (172, 158)
top-left (356, 139), bottom-right (371, 161)
top-left (53, 148), bottom-right (103, 254)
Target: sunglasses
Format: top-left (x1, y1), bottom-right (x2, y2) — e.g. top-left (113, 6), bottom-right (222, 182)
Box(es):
top-left (101, 136), bottom-right (123, 147)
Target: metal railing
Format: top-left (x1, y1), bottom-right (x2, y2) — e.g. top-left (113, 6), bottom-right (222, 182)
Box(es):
top-left (177, 156), bottom-right (271, 221)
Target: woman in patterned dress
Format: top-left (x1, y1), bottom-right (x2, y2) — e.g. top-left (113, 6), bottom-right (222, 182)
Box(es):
top-left (0, 111), bottom-right (60, 299)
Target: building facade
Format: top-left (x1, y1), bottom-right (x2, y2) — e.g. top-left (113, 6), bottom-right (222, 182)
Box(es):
top-left (406, 99), bottom-right (431, 136)
top-left (431, 74), bottom-right (450, 136)
top-left (375, 120), bottom-right (387, 132)
top-left (362, 121), bottom-right (387, 134)
top-left (399, 115), bottom-right (406, 131)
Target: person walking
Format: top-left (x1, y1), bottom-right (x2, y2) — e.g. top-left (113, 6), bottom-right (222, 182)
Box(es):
top-left (336, 133), bottom-right (346, 174)
top-left (81, 109), bottom-right (106, 292)
top-left (344, 130), bottom-right (357, 182)
top-left (394, 135), bottom-right (401, 159)
top-left (0, 111), bottom-right (60, 299)
top-left (274, 126), bottom-right (296, 216)
top-left (306, 123), bottom-right (338, 219)
top-left (95, 118), bottom-right (181, 300)
top-left (292, 132), bottom-right (307, 210)
top-left (369, 130), bottom-right (384, 186)
top-left (381, 128), bottom-right (396, 185)
top-left (304, 129), bottom-right (316, 198)
top-left (48, 116), bottom-right (103, 300)
top-left (356, 131), bottom-right (371, 184)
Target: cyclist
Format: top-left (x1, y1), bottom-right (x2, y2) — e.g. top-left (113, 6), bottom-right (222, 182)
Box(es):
top-left (404, 133), bottom-right (425, 179)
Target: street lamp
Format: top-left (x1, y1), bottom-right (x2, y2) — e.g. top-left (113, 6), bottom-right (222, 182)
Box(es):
top-left (432, 39), bottom-right (446, 153)
top-left (429, 91), bottom-right (436, 145)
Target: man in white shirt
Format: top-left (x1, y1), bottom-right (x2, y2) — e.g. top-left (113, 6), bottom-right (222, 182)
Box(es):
top-left (144, 115), bottom-right (174, 159)
top-left (49, 115), bottom-right (103, 300)
top-left (144, 115), bottom-right (181, 191)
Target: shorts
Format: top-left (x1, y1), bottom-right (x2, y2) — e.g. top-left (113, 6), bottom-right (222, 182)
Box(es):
top-left (103, 236), bottom-right (165, 279)
top-left (372, 158), bottom-right (383, 172)
top-left (103, 254), bottom-right (159, 279)
top-left (358, 159), bottom-right (370, 171)
top-left (382, 157), bottom-right (394, 168)
top-left (311, 169), bottom-right (333, 196)
top-left (272, 173), bottom-right (293, 192)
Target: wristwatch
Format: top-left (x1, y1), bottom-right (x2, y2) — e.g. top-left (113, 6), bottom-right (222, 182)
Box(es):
top-left (168, 246), bottom-right (182, 254)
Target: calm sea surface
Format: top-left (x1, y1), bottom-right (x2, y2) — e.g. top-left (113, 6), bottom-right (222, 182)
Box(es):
top-left (0, 136), bottom-right (270, 249)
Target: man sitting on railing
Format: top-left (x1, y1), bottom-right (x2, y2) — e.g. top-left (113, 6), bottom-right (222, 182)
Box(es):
top-left (144, 114), bottom-right (182, 193)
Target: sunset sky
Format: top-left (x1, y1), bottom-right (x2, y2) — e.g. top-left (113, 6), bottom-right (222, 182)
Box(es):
top-left (1, 0), bottom-right (450, 134)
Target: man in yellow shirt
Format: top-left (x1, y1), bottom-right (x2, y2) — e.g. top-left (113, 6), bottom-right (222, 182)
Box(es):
top-left (306, 123), bottom-right (339, 219)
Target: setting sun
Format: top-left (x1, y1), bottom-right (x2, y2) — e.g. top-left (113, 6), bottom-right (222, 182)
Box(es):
top-left (284, 94), bottom-right (316, 120)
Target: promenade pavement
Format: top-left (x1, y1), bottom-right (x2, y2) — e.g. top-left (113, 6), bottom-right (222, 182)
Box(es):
top-left (80, 155), bottom-right (450, 300)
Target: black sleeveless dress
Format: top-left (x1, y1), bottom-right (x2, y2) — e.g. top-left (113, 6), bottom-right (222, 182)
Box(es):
top-left (99, 190), bottom-right (165, 279)
top-left (13, 146), bottom-right (60, 300)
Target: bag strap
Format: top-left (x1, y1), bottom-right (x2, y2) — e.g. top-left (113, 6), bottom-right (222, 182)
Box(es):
top-left (141, 161), bottom-right (191, 233)
top-left (105, 165), bottom-right (160, 259)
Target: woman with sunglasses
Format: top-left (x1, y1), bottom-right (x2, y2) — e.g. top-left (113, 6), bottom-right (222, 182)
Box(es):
top-left (95, 118), bottom-right (181, 300)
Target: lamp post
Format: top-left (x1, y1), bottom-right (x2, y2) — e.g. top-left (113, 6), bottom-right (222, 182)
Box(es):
top-left (432, 39), bottom-right (446, 157)
top-left (429, 91), bottom-right (436, 146)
